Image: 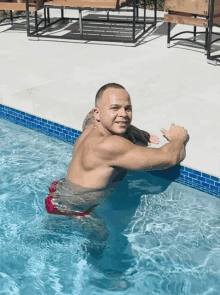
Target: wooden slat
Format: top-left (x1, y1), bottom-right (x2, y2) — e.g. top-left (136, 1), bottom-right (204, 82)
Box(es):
top-left (164, 13), bottom-right (208, 27)
top-left (0, 0), bottom-right (42, 11)
top-left (0, 3), bottom-right (40, 10)
top-left (214, 0), bottom-right (220, 14)
top-left (164, 0), bottom-right (209, 16)
top-left (173, 11), bottom-right (208, 18)
top-left (213, 16), bottom-right (220, 25)
top-left (44, 0), bottom-right (128, 8)
top-left (44, 0), bottom-right (116, 8)
top-left (0, 0), bottom-right (42, 3)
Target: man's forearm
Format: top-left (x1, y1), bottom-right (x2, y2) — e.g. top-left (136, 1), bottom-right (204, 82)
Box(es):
top-left (179, 144), bottom-right (186, 162)
top-left (161, 139), bottom-right (185, 165)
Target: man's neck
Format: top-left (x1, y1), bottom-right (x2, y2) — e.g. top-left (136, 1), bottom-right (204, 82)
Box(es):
top-left (94, 121), bottom-right (112, 137)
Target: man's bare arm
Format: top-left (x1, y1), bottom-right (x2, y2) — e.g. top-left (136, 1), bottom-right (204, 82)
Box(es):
top-left (99, 124), bottom-right (187, 171)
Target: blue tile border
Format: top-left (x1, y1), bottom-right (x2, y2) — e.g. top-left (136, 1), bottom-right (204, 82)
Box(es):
top-left (148, 165), bottom-right (220, 198)
top-left (1, 104), bottom-right (220, 198)
top-left (0, 104), bottom-right (81, 144)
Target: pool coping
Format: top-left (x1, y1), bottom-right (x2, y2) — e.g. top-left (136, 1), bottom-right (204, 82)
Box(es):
top-left (1, 103), bottom-right (220, 198)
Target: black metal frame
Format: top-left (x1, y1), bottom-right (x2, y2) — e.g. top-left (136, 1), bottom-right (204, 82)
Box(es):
top-left (0, 12), bottom-right (21, 26)
top-left (167, 12), bottom-right (209, 52)
top-left (0, 5), bottom-right (43, 29)
top-left (206, 0), bottom-right (220, 65)
top-left (26, 0), bottom-right (157, 43)
top-left (166, 0), bottom-right (220, 65)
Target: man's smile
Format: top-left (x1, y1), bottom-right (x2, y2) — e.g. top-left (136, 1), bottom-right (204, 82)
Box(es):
top-left (116, 121), bottom-right (129, 125)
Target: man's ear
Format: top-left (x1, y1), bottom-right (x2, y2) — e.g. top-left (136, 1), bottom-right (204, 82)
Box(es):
top-left (93, 107), bottom-right (101, 122)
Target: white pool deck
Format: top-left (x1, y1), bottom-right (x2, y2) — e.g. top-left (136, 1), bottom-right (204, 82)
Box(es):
top-left (0, 9), bottom-right (220, 178)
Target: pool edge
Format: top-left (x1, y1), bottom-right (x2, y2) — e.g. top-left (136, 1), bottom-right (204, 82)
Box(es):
top-left (1, 104), bottom-right (220, 198)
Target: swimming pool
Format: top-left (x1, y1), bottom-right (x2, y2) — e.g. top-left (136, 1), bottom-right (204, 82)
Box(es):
top-left (1, 117), bottom-right (220, 295)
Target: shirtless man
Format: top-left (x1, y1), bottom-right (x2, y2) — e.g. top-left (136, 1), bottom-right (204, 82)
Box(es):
top-left (45, 83), bottom-right (187, 220)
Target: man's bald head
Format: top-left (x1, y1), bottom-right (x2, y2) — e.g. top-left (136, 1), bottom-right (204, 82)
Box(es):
top-left (95, 83), bottom-right (126, 106)
top-left (93, 83), bottom-right (132, 136)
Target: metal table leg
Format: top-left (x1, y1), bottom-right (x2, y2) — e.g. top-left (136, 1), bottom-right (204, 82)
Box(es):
top-left (136, 0), bottom-right (139, 19)
top-left (193, 15), bottom-right (197, 41)
top-left (167, 21), bottom-right (171, 48)
top-left (26, 0), bottom-right (30, 35)
top-left (10, 10), bottom-right (13, 24)
top-left (133, 0), bottom-right (136, 41)
top-left (44, 7), bottom-right (47, 26)
top-left (35, 11), bottom-right (38, 30)
top-left (47, 8), bottom-right (50, 24)
top-left (207, 0), bottom-right (217, 65)
top-left (79, 8), bottom-right (83, 37)
top-left (205, 26), bottom-right (208, 54)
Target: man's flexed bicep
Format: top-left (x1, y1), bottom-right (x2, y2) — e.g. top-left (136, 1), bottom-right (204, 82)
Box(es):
top-left (98, 136), bottom-right (175, 171)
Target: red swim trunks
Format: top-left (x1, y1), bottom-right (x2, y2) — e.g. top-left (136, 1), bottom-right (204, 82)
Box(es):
top-left (45, 180), bottom-right (86, 217)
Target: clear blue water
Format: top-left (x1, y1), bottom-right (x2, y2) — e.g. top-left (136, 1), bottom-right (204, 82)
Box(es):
top-left (1, 118), bottom-right (220, 295)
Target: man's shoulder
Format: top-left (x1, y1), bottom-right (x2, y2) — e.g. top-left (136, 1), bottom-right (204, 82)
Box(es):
top-left (99, 135), bottom-right (134, 154)
top-left (101, 134), bottom-right (126, 145)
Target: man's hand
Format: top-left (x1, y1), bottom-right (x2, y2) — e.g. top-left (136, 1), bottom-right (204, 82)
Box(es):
top-left (161, 124), bottom-right (188, 163)
top-left (125, 125), bottom-right (159, 146)
top-left (161, 124), bottom-right (187, 142)
top-left (149, 133), bottom-right (160, 145)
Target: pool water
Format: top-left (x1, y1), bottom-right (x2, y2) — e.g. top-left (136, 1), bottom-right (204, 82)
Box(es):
top-left (0, 118), bottom-right (220, 295)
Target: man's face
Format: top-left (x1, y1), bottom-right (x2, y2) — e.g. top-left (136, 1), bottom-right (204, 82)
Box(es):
top-left (95, 87), bottom-right (132, 135)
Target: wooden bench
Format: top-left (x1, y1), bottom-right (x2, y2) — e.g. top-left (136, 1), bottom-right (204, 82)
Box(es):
top-left (0, 0), bottom-right (43, 12)
top-left (44, 0), bottom-right (130, 9)
top-left (41, 0), bottom-right (132, 38)
top-left (164, 12), bottom-right (208, 28)
top-left (0, 0), bottom-right (44, 28)
top-left (26, 0), bottom-right (157, 43)
top-left (163, 0), bottom-right (220, 65)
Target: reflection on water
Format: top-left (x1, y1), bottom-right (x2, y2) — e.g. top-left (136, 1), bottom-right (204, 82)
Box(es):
top-left (124, 184), bottom-right (220, 295)
top-left (1, 118), bottom-right (220, 294)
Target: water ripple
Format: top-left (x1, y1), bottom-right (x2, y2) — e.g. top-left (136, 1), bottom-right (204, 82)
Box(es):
top-left (124, 190), bottom-right (220, 294)
top-left (1, 119), bottom-right (220, 295)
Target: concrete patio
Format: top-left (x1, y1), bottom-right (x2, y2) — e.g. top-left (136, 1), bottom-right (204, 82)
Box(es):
top-left (0, 8), bottom-right (220, 178)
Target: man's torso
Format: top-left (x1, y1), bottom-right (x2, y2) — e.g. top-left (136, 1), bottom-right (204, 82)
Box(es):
top-left (66, 125), bottom-right (126, 190)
